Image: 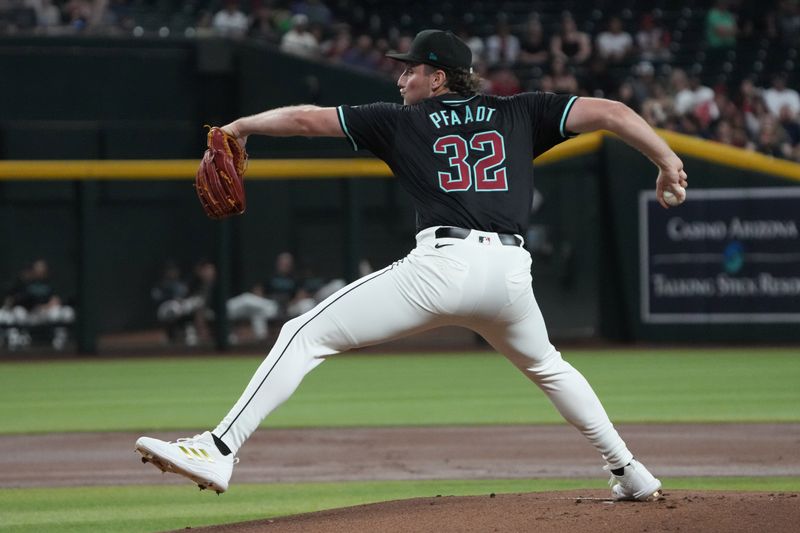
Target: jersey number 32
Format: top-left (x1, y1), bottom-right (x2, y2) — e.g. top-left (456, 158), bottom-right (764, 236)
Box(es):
top-left (433, 131), bottom-right (508, 192)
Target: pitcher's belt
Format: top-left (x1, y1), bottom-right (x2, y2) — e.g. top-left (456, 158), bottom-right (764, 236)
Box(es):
top-left (434, 227), bottom-right (523, 247)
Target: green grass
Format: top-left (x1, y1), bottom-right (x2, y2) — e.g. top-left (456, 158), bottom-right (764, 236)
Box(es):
top-left (0, 349), bottom-right (798, 433)
top-left (1, 350), bottom-right (796, 532)
top-left (1, 477), bottom-right (798, 533)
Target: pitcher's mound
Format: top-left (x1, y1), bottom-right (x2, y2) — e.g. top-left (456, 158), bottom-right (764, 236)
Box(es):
top-left (191, 490), bottom-right (799, 532)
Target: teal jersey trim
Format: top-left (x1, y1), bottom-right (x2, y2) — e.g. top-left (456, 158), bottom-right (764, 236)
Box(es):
top-left (337, 106), bottom-right (358, 151)
top-left (559, 95), bottom-right (579, 138)
top-left (442, 95), bottom-right (479, 106)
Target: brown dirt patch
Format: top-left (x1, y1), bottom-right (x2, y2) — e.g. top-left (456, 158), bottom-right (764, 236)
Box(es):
top-left (2, 424), bottom-right (799, 488)
top-left (189, 490), bottom-right (800, 533)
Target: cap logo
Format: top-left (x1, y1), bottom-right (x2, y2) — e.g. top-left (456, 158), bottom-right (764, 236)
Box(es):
top-left (428, 52), bottom-right (438, 61)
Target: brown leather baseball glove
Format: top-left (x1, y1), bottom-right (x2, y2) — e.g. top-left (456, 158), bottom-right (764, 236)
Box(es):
top-left (195, 126), bottom-right (248, 219)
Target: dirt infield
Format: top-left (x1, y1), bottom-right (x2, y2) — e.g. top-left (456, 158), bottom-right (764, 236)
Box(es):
top-left (3, 424), bottom-right (799, 531)
top-left (2, 423), bottom-right (799, 488)
top-left (191, 491), bottom-right (800, 533)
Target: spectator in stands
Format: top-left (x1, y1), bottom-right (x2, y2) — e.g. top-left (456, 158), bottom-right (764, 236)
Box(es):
top-left (151, 260), bottom-right (191, 344)
top-left (762, 73), bottom-right (800, 119)
top-left (629, 61), bottom-right (657, 105)
top-left (755, 115), bottom-right (793, 158)
top-left (550, 13), bottom-right (591, 66)
top-left (184, 260), bottom-right (215, 345)
top-left (270, 3), bottom-right (294, 34)
top-left (596, 15), bottom-right (634, 65)
top-left (736, 78), bottom-right (759, 110)
top-left (212, 0), bottom-right (249, 38)
top-left (771, 0), bottom-right (800, 46)
top-left (87, 0), bottom-right (114, 30)
top-left (62, 0), bottom-right (93, 31)
top-left (486, 66), bottom-right (522, 96)
top-left (672, 70), bottom-right (705, 114)
top-left (517, 17), bottom-right (549, 68)
top-left (636, 11), bottom-right (671, 63)
top-left (712, 115), bottom-right (752, 150)
top-left (736, 77), bottom-right (762, 131)
top-left (24, 259), bottom-right (74, 323)
top-left (226, 283), bottom-right (280, 342)
top-left (184, 259), bottom-right (280, 345)
top-left (641, 88), bottom-right (671, 128)
top-left (280, 13), bottom-right (319, 59)
top-left (1, 265), bottom-right (32, 350)
top-left (249, 4), bottom-right (280, 43)
top-left (743, 95), bottom-right (771, 141)
top-left (392, 34), bottom-right (413, 56)
top-left (265, 251), bottom-right (349, 318)
top-left (678, 75), bottom-right (720, 130)
top-left (288, 264), bottom-right (347, 316)
top-left (386, 34), bottom-right (413, 79)
top-left (485, 18), bottom-right (520, 67)
top-left (267, 251), bottom-right (303, 316)
top-left (540, 56), bottom-right (578, 94)
top-left (320, 24), bottom-right (352, 62)
top-left (2, 259), bottom-right (74, 350)
top-left (714, 86), bottom-right (739, 119)
top-left (290, 0), bottom-right (331, 27)
top-left (615, 81), bottom-right (640, 112)
top-left (341, 33), bottom-right (378, 71)
top-left (109, 0), bottom-right (134, 33)
top-left (778, 104), bottom-right (800, 148)
top-left (674, 112), bottom-right (705, 137)
top-left (715, 89), bottom-right (748, 135)
top-left (194, 9), bottom-right (215, 38)
top-left (727, 112), bottom-right (755, 150)
top-left (372, 36), bottom-right (398, 76)
top-left (470, 60), bottom-right (495, 94)
top-left (26, 0), bottom-right (61, 30)
top-left (705, 0), bottom-right (737, 49)
top-left (712, 119), bottom-right (735, 145)
top-left (456, 25), bottom-right (485, 65)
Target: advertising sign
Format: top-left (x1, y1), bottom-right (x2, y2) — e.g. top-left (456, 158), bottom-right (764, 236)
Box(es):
top-left (639, 187), bottom-right (800, 323)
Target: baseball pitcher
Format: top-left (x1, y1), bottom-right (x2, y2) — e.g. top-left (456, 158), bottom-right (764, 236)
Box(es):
top-left (137, 29), bottom-right (688, 501)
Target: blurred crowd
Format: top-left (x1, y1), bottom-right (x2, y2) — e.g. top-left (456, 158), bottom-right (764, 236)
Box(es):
top-left (1, 0), bottom-right (800, 161)
top-left (150, 252), bottom-right (353, 346)
top-left (0, 259), bottom-right (74, 350)
top-left (0, 251), bottom-right (360, 350)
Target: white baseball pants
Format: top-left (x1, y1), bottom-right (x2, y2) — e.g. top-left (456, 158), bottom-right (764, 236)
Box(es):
top-left (213, 226), bottom-right (634, 468)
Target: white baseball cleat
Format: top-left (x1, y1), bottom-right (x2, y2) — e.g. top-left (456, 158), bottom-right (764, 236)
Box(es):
top-left (135, 431), bottom-right (237, 494)
top-left (606, 458), bottom-right (663, 501)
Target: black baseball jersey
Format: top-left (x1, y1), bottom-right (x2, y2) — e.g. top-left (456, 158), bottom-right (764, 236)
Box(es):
top-left (337, 92), bottom-right (579, 235)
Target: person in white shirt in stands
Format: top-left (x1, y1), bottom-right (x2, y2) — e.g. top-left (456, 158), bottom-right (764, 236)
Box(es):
top-left (27, 0), bottom-right (62, 30)
top-left (456, 26), bottom-right (486, 65)
top-left (213, 0), bottom-right (249, 38)
top-left (596, 16), bottom-right (634, 64)
top-left (673, 71), bottom-right (718, 123)
top-left (636, 12), bottom-right (671, 63)
top-left (280, 14), bottom-right (320, 59)
top-left (763, 74), bottom-right (800, 119)
top-left (485, 19), bottom-right (520, 67)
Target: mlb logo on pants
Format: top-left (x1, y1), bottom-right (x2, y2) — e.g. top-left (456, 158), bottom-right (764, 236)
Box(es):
top-left (479, 236), bottom-right (491, 245)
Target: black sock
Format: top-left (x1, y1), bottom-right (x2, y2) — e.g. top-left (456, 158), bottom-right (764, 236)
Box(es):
top-left (611, 463), bottom-right (630, 476)
top-left (212, 434), bottom-right (232, 456)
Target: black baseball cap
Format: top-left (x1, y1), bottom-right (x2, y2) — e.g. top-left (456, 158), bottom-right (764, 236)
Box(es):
top-left (386, 29), bottom-right (472, 70)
